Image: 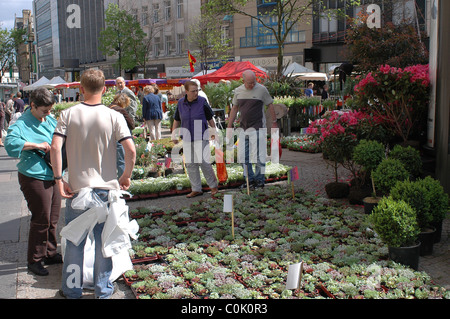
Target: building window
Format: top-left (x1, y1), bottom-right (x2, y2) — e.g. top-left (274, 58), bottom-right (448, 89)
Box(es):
top-left (142, 6), bottom-right (149, 26)
top-left (165, 35), bottom-right (173, 55)
top-left (313, 0), bottom-right (347, 43)
top-left (177, 0), bottom-right (184, 19)
top-left (165, 1), bottom-right (172, 21)
top-left (176, 33), bottom-right (184, 54)
top-left (239, 17), bottom-right (304, 49)
top-left (153, 4), bottom-right (160, 23)
top-left (131, 9), bottom-right (138, 22)
top-left (221, 25), bottom-right (230, 45)
top-left (320, 10), bottom-right (338, 33)
top-left (153, 37), bottom-right (160, 57)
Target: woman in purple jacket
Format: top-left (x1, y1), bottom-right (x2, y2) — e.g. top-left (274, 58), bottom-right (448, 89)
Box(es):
top-left (171, 80), bottom-right (218, 198)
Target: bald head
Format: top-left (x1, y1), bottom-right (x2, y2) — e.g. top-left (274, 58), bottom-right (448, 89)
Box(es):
top-left (242, 70), bottom-right (256, 90)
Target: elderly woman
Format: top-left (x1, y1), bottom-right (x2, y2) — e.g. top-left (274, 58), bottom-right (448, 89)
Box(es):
top-left (5, 87), bottom-right (62, 276)
top-left (171, 80), bottom-right (218, 198)
top-left (109, 93), bottom-right (135, 132)
top-left (109, 93), bottom-right (135, 178)
top-left (142, 85), bottom-right (163, 141)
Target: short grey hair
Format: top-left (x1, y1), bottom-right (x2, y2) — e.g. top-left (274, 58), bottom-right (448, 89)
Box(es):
top-left (30, 87), bottom-right (54, 108)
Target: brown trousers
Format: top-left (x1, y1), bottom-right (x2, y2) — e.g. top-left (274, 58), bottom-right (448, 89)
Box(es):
top-left (18, 173), bottom-right (62, 264)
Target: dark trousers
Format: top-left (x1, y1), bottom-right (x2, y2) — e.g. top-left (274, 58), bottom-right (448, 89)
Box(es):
top-left (18, 173), bottom-right (62, 264)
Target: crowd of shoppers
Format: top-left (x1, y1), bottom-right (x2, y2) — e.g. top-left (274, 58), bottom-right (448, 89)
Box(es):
top-left (2, 67), bottom-right (288, 298)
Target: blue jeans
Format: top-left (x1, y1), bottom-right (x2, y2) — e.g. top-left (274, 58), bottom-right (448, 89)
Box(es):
top-left (61, 189), bottom-right (113, 299)
top-left (243, 130), bottom-right (266, 184)
top-left (116, 142), bottom-right (125, 178)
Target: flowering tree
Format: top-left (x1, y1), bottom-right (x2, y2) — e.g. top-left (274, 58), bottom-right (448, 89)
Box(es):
top-left (307, 110), bottom-right (386, 183)
top-left (353, 64), bottom-right (429, 143)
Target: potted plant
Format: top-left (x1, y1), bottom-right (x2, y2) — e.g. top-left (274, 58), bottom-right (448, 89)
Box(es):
top-left (307, 110), bottom-right (387, 199)
top-left (371, 158), bottom-right (409, 196)
top-left (317, 116), bottom-right (358, 199)
top-left (352, 139), bottom-right (385, 213)
top-left (321, 99), bottom-right (336, 111)
top-left (369, 197), bottom-right (421, 270)
top-left (388, 144), bottom-right (422, 178)
top-left (390, 177), bottom-right (449, 254)
top-left (353, 64), bottom-right (429, 144)
top-left (418, 176), bottom-right (449, 243)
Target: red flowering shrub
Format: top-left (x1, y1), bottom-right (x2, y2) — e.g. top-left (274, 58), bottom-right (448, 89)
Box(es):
top-left (353, 64), bottom-right (429, 143)
top-left (307, 110), bottom-right (386, 182)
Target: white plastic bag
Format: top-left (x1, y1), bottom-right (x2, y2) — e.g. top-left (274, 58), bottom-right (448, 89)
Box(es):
top-left (71, 188), bottom-right (106, 210)
top-left (61, 188), bottom-right (138, 286)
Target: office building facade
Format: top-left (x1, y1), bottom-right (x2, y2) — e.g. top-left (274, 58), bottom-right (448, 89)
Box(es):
top-left (33, 0), bottom-right (106, 81)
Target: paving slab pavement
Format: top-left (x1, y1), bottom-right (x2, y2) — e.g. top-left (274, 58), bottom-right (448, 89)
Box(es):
top-left (0, 134), bottom-right (448, 299)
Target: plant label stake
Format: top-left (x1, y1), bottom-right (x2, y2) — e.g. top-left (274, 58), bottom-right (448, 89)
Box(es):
top-left (182, 154), bottom-right (188, 177)
top-left (223, 194), bottom-right (234, 239)
top-left (244, 164), bottom-right (250, 195)
top-left (289, 166), bottom-right (299, 199)
top-left (286, 262), bottom-right (304, 290)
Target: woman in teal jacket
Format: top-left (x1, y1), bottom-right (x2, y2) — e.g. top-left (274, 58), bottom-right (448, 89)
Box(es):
top-left (5, 87), bottom-right (62, 276)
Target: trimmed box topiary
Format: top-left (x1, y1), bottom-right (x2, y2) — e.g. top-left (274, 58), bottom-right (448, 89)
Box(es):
top-left (369, 197), bottom-right (420, 248)
top-left (388, 144), bottom-right (422, 178)
top-left (369, 197), bottom-right (421, 269)
top-left (372, 158), bottom-right (409, 196)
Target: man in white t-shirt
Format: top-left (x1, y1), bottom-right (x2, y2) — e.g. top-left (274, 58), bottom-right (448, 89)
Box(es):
top-left (227, 70), bottom-right (277, 188)
top-left (51, 69), bottom-right (136, 299)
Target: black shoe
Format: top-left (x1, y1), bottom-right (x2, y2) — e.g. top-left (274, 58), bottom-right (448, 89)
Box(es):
top-left (240, 181), bottom-right (255, 189)
top-left (254, 181), bottom-right (265, 189)
top-left (44, 253), bottom-right (63, 265)
top-left (28, 262), bottom-right (49, 276)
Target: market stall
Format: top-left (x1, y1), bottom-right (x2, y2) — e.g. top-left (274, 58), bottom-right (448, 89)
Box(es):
top-left (193, 61), bottom-right (267, 84)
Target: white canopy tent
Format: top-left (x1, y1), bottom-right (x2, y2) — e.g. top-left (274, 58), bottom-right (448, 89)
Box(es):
top-left (283, 62), bottom-right (316, 76)
top-left (193, 69), bottom-right (217, 77)
top-left (43, 76), bottom-right (67, 89)
top-left (294, 72), bottom-right (329, 81)
top-left (283, 62), bottom-right (328, 81)
top-left (23, 76), bottom-right (50, 91)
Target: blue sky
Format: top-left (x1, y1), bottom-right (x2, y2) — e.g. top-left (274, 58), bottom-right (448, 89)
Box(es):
top-left (0, 0), bottom-right (33, 30)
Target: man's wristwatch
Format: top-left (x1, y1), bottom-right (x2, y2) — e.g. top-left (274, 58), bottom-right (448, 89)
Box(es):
top-left (54, 176), bottom-right (63, 180)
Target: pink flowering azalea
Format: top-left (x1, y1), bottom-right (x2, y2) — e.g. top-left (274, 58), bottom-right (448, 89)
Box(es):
top-left (353, 64), bottom-right (429, 142)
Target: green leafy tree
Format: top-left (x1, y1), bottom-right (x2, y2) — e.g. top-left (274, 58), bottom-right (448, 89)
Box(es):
top-left (99, 4), bottom-right (146, 75)
top-left (0, 27), bottom-right (21, 82)
top-left (188, 13), bottom-right (232, 74)
top-left (204, 0), bottom-right (359, 75)
top-left (125, 23), bottom-right (153, 78)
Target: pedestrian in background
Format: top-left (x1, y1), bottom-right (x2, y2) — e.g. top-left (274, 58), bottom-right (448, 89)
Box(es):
top-left (115, 77), bottom-right (138, 120)
top-left (227, 70), bottom-right (277, 189)
top-left (14, 91), bottom-right (26, 113)
top-left (0, 100), bottom-right (5, 147)
top-left (142, 85), bottom-right (163, 141)
top-left (51, 69), bottom-right (136, 299)
top-left (321, 84), bottom-right (329, 100)
top-left (5, 93), bottom-right (15, 129)
top-left (109, 93), bottom-right (135, 178)
top-left (5, 87), bottom-right (62, 276)
top-left (305, 82), bottom-right (314, 97)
